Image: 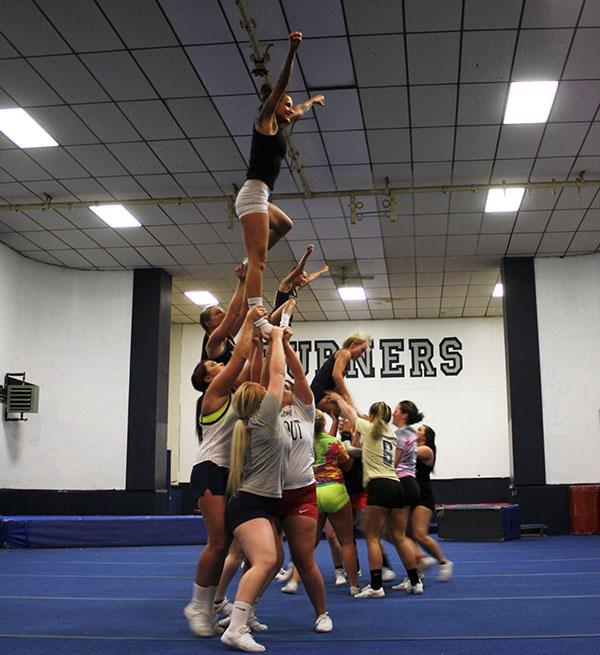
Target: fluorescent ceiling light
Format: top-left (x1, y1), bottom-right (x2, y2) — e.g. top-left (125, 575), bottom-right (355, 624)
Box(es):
top-left (338, 286), bottom-right (366, 301)
top-left (504, 81), bottom-right (558, 124)
top-left (185, 290), bottom-right (219, 306)
top-left (89, 204), bottom-right (141, 228)
top-left (485, 188), bottom-right (525, 213)
top-left (492, 283), bottom-right (504, 298)
top-left (0, 108), bottom-right (58, 147)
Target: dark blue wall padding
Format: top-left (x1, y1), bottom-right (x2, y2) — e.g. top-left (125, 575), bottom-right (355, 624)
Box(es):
top-left (0, 515), bottom-right (206, 548)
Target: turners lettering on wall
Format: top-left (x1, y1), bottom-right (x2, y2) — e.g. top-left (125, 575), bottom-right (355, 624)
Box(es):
top-left (290, 338), bottom-right (463, 379)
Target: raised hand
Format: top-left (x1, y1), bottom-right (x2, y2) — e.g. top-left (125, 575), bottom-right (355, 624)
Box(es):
top-left (289, 31), bottom-right (302, 49)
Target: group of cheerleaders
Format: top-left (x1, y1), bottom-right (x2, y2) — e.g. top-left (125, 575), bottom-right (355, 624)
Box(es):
top-left (185, 31), bottom-right (451, 653)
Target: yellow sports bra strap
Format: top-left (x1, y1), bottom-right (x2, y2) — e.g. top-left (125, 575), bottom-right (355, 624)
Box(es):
top-left (200, 397), bottom-right (231, 425)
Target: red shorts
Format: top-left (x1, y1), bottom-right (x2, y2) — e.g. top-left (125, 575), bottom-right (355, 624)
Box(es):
top-left (350, 491), bottom-right (368, 513)
top-left (272, 482), bottom-right (318, 521)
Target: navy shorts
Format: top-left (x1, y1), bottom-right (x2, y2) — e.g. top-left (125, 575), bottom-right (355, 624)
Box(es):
top-left (399, 476), bottom-right (421, 508)
top-left (225, 491), bottom-right (279, 533)
top-left (190, 460), bottom-right (229, 499)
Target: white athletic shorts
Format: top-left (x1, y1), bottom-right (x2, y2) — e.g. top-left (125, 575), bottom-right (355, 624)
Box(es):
top-left (235, 179), bottom-right (269, 219)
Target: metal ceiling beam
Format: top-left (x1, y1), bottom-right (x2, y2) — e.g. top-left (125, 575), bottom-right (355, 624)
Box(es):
top-left (1, 178), bottom-right (598, 214)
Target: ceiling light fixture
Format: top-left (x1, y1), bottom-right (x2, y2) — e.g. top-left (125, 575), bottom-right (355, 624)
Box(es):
top-left (492, 283), bottom-right (504, 298)
top-left (0, 108), bottom-right (58, 148)
top-left (338, 286), bottom-right (366, 301)
top-left (89, 204), bottom-right (141, 228)
top-left (503, 81), bottom-right (559, 124)
top-left (185, 290), bottom-right (219, 306)
top-left (484, 188), bottom-right (525, 213)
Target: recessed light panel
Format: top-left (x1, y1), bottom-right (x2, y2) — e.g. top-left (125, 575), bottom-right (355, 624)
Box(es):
top-left (0, 108), bottom-right (58, 147)
top-left (338, 286), bottom-right (366, 301)
top-left (89, 205), bottom-right (141, 228)
top-left (485, 188), bottom-right (525, 213)
top-left (185, 291), bottom-right (219, 306)
top-left (504, 81), bottom-right (558, 124)
top-left (492, 283), bottom-right (504, 298)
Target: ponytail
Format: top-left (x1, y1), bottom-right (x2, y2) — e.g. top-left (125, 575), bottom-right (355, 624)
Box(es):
top-left (227, 419), bottom-right (250, 496)
top-left (369, 401), bottom-right (392, 440)
top-left (195, 395), bottom-right (204, 442)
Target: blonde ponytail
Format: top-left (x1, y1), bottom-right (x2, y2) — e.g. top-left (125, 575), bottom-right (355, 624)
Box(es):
top-left (227, 419), bottom-right (250, 496)
top-left (369, 401), bottom-right (392, 440)
top-left (226, 381), bottom-right (265, 496)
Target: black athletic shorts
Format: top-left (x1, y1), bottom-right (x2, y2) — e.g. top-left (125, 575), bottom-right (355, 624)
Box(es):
top-left (190, 460), bottom-right (229, 499)
top-left (366, 478), bottom-right (406, 509)
top-left (399, 476), bottom-right (421, 508)
top-left (413, 482), bottom-right (435, 512)
top-left (225, 491), bottom-right (279, 533)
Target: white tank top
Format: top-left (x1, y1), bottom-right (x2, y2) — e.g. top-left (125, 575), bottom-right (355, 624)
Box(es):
top-left (194, 397), bottom-right (237, 468)
top-left (280, 396), bottom-right (316, 490)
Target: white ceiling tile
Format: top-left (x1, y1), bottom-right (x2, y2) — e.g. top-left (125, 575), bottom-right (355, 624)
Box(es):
top-left (414, 214), bottom-right (447, 235)
top-left (173, 172), bottom-right (223, 196)
top-left (97, 176), bottom-right (148, 200)
top-left (116, 228), bottom-right (159, 247)
top-left (98, 0), bottom-right (178, 48)
top-left (451, 161), bottom-right (494, 185)
top-left (135, 174), bottom-right (186, 198)
top-left (513, 29), bottom-right (573, 79)
top-left (513, 211), bottom-right (551, 232)
top-left (192, 138), bottom-right (247, 170)
top-left (38, 0), bottom-right (122, 51)
top-left (567, 231), bottom-right (600, 253)
top-left (332, 165), bottom-right (374, 190)
top-left (447, 234), bottom-right (478, 255)
top-left (0, 181), bottom-right (41, 203)
top-left (50, 229), bottom-right (98, 249)
top-left (550, 81), bottom-right (600, 122)
top-left (455, 126), bottom-right (500, 160)
top-left (160, 0), bottom-right (232, 44)
top-left (477, 234), bottom-right (510, 255)
top-left (530, 157), bottom-right (576, 182)
top-left (344, 0), bottom-right (404, 34)
top-left (412, 127), bottom-right (454, 161)
top-left (460, 31), bottom-right (516, 82)
top-left (48, 248), bottom-right (94, 268)
top-left (83, 228), bottom-right (129, 248)
top-left (580, 209), bottom-right (600, 231)
top-left (360, 87), bottom-right (409, 129)
top-left (320, 238), bottom-right (354, 259)
top-left (497, 125), bottom-right (545, 159)
top-left (284, 0), bottom-right (346, 36)
top-left (410, 86), bottom-right (457, 127)
top-left (73, 103), bottom-right (141, 141)
top-left (23, 209), bottom-right (72, 230)
top-left (507, 233), bottom-right (542, 255)
top-left (352, 35), bottom-right (406, 86)
top-left (81, 52), bottom-right (157, 101)
top-left (490, 159), bottom-right (534, 184)
top-left (0, 59), bottom-right (63, 105)
top-left (179, 223), bottom-right (223, 244)
top-left (314, 89), bottom-right (362, 131)
top-left (186, 44), bottom-right (255, 95)
top-left (119, 100), bottom-right (185, 139)
top-left (24, 251), bottom-right (64, 265)
top-left (135, 245), bottom-right (178, 266)
top-left (581, 123), bottom-right (600, 156)
top-left (407, 32), bottom-right (460, 84)
top-left (1, 1), bottom-right (69, 55)
top-left (65, 145), bottom-right (127, 176)
top-left (414, 193), bottom-right (450, 215)
top-left (166, 98), bottom-right (228, 138)
top-left (302, 37), bottom-right (355, 88)
top-left (196, 243), bottom-right (236, 264)
top-left (457, 83), bottom-right (507, 124)
top-left (415, 236), bottom-right (446, 256)
top-left (0, 151), bottom-right (53, 181)
top-left (563, 28), bottom-right (600, 79)
top-left (213, 95), bottom-right (261, 136)
top-left (481, 214), bottom-right (516, 234)
top-left (0, 232), bottom-right (38, 249)
top-left (107, 143), bottom-right (167, 175)
top-left (450, 192), bottom-right (487, 213)
top-left (353, 237), bottom-right (384, 259)
top-left (413, 162), bottom-right (452, 185)
top-left (32, 55), bottom-right (110, 103)
top-left (27, 106), bottom-right (99, 145)
top-left (133, 48), bottom-right (207, 98)
top-left (464, 1), bottom-right (522, 29)
top-left (539, 123), bottom-right (589, 158)
top-left (537, 232), bottom-right (573, 254)
top-left (322, 131), bottom-right (369, 165)
top-left (522, 0), bottom-right (583, 27)
top-left (367, 130), bottom-right (411, 163)
top-left (167, 245), bottom-right (205, 265)
top-left (145, 225), bottom-right (188, 245)
top-left (24, 230), bottom-right (70, 249)
top-left (546, 209), bottom-right (585, 232)
top-left (405, 0), bottom-right (462, 31)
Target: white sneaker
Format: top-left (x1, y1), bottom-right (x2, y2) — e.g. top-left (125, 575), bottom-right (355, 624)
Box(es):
top-left (275, 565), bottom-right (293, 582)
top-left (248, 610), bottom-right (268, 633)
top-left (416, 556), bottom-right (437, 578)
top-left (334, 570), bottom-right (347, 586)
top-left (349, 585), bottom-right (364, 596)
top-left (381, 566), bottom-right (396, 582)
top-left (438, 560), bottom-right (453, 582)
top-left (407, 581), bottom-right (424, 595)
top-left (184, 603), bottom-right (217, 637)
top-left (354, 585), bottom-right (385, 599)
top-left (391, 577), bottom-right (411, 591)
top-left (221, 625), bottom-right (265, 652)
top-left (214, 596), bottom-right (233, 617)
top-left (281, 580), bottom-right (299, 594)
top-left (314, 612), bottom-right (333, 633)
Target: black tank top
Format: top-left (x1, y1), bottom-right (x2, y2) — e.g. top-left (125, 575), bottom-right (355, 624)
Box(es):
top-left (246, 126), bottom-right (287, 190)
top-left (201, 333), bottom-right (235, 366)
top-left (310, 351), bottom-right (350, 397)
top-left (416, 458), bottom-right (434, 489)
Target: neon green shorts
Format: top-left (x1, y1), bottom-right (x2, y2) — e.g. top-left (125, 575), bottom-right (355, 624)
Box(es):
top-left (316, 482), bottom-right (350, 515)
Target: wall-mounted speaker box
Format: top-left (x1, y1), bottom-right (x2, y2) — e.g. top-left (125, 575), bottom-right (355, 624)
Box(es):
top-left (569, 485), bottom-right (600, 534)
top-left (437, 503), bottom-right (521, 541)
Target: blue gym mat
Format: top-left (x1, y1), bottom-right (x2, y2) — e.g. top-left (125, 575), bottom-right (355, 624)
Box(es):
top-left (1, 535), bottom-right (599, 654)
